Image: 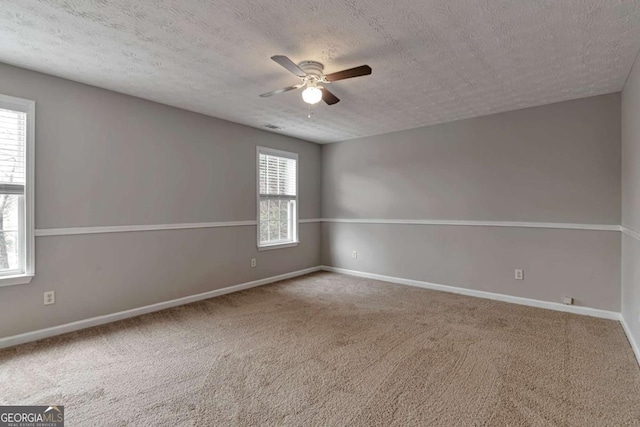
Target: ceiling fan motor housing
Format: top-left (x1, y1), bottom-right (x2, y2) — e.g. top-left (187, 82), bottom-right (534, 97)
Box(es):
top-left (298, 61), bottom-right (324, 79)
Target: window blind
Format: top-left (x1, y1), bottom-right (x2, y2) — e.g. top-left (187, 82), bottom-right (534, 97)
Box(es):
top-left (0, 108), bottom-right (26, 194)
top-left (259, 153), bottom-right (296, 198)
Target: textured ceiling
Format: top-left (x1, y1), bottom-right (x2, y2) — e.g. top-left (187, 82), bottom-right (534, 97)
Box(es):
top-left (1, 0), bottom-right (640, 143)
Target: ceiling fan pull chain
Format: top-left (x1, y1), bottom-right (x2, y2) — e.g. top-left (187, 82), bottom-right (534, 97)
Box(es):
top-left (308, 104), bottom-right (313, 119)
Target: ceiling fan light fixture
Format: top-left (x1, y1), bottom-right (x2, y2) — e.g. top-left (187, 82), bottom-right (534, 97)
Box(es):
top-left (261, 55), bottom-right (371, 107)
top-left (302, 86), bottom-right (322, 104)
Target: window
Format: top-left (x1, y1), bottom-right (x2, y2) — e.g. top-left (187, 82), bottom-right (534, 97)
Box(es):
top-left (257, 147), bottom-right (298, 249)
top-left (0, 94), bottom-right (35, 286)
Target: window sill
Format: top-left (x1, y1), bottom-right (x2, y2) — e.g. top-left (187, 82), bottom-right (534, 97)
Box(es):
top-left (258, 242), bottom-right (299, 251)
top-left (0, 274), bottom-right (34, 287)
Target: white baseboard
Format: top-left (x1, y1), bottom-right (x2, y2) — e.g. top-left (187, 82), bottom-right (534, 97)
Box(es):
top-left (620, 315), bottom-right (640, 367)
top-left (320, 266), bottom-right (621, 321)
top-left (0, 266), bottom-right (322, 350)
top-left (1, 265), bottom-right (629, 353)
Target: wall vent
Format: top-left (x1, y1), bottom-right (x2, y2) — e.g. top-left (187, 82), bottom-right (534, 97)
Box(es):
top-left (263, 124), bottom-right (281, 130)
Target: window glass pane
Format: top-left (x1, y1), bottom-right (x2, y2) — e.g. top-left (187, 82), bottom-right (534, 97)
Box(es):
top-left (259, 199), bottom-right (270, 242)
top-left (0, 194), bottom-right (20, 271)
top-left (279, 218), bottom-right (289, 241)
top-left (259, 198), bottom-right (294, 245)
top-left (268, 221), bottom-right (281, 241)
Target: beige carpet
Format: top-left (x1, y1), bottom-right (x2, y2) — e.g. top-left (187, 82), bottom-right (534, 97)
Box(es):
top-left (1, 272), bottom-right (639, 426)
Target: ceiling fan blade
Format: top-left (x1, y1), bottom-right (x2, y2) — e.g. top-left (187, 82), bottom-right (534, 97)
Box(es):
top-left (271, 55), bottom-right (307, 77)
top-left (324, 65), bottom-right (372, 82)
top-left (259, 84), bottom-right (303, 97)
top-left (321, 88), bottom-right (340, 105)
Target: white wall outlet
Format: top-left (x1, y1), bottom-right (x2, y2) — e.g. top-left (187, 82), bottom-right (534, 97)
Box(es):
top-left (352, 251), bottom-right (358, 259)
top-left (515, 269), bottom-right (524, 280)
top-left (44, 291), bottom-right (55, 305)
top-left (562, 296), bottom-right (574, 305)
top-left (251, 258), bottom-right (256, 268)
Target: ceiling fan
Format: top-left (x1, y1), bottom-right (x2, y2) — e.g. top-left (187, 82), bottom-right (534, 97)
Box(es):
top-left (259, 55), bottom-right (372, 106)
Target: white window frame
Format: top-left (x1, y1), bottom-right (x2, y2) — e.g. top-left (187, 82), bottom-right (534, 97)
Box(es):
top-left (0, 94), bottom-right (35, 287)
top-left (256, 146), bottom-right (299, 250)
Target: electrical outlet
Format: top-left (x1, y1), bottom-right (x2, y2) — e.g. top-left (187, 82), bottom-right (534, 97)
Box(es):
top-left (44, 291), bottom-right (55, 305)
top-left (562, 296), bottom-right (574, 305)
top-left (352, 251), bottom-right (358, 259)
top-left (515, 269), bottom-right (524, 280)
top-left (251, 258), bottom-right (257, 268)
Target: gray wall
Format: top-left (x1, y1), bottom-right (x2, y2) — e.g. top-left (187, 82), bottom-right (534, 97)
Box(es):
top-left (322, 94), bottom-right (622, 311)
top-left (0, 62), bottom-right (321, 338)
top-left (622, 53), bottom-right (640, 350)
top-left (0, 61), bottom-right (627, 339)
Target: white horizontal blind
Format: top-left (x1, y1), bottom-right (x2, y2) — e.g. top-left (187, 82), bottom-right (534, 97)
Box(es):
top-left (0, 108), bottom-right (26, 194)
top-left (259, 153), bottom-right (296, 198)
